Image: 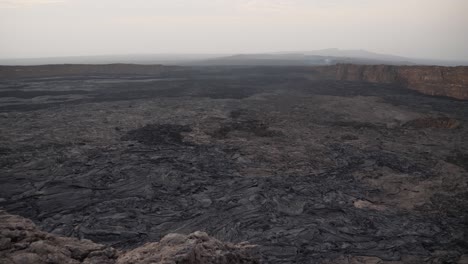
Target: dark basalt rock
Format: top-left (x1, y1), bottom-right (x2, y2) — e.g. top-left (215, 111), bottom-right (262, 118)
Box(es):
top-left (446, 152), bottom-right (468, 171)
top-left (1, 66), bottom-right (467, 263)
top-left (212, 119), bottom-right (282, 139)
top-left (122, 124), bottom-right (192, 146)
top-left (404, 117), bottom-right (461, 129)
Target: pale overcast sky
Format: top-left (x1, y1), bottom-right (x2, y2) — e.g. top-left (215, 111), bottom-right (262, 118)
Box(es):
top-left (0, 0), bottom-right (467, 60)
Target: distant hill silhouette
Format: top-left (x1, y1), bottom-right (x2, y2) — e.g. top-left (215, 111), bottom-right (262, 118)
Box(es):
top-left (194, 49), bottom-right (468, 66)
top-left (1, 49), bottom-right (467, 66)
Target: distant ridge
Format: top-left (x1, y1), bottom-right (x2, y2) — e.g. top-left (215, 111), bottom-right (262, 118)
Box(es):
top-left (1, 49), bottom-right (467, 66)
top-left (280, 48), bottom-right (411, 62)
top-left (192, 52), bottom-right (414, 66)
top-left (195, 49), bottom-right (468, 66)
top-left (0, 54), bottom-right (223, 66)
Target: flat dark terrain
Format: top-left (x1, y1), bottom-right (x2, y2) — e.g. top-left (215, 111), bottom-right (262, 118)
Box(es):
top-left (0, 66), bottom-right (467, 263)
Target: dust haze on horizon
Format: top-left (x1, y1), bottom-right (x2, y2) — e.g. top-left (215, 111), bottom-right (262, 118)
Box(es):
top-left (1, 0), bottom-right (467, 61)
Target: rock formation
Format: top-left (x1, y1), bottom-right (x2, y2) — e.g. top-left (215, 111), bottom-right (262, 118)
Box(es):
top-left (0, 211), bottom-right (259, 264)
top-left (314, 64), bottom-right (468, 100)
top-left (117, 232), bottom-right (258, 264)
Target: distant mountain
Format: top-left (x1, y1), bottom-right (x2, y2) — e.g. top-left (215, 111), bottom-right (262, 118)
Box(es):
top-left (289, 48), bottom-right (412, 62)
top-left (283, 49), bottom-right (468, 66)
top-left (0, 54), bottom-right (223, 66)
top-left (190, 51), bottom-right (415, 66)
top-left (192, 49), bottom-right (468, 66)
top-left (1, 49), bottom-right (467, 66)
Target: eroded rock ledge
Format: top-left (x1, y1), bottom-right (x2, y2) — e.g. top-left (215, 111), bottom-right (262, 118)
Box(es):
top-left (314, 64), bottom-right (468, 100)
top-left (0, 211), bottom-right (259, 264)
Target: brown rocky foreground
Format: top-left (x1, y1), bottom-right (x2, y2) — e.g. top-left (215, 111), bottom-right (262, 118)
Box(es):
top-left (0, 211), bottom-right (259, 264)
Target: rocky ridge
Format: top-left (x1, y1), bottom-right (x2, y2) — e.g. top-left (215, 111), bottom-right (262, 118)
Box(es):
top-left (0, 211), bottom-right (259, 264)
top-left (314, 64), bottom-right (468, 100)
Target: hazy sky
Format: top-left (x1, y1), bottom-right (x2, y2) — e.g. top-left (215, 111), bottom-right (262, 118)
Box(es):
top-left (1, 0), bottom-right (467, 60)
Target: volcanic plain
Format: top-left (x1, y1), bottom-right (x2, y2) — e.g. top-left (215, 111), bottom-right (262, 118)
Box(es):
top-left (0, 65), bottom-right (467, 263)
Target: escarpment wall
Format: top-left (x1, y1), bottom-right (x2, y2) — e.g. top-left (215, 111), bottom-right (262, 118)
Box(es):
top-left (314, 64), bottom-right (468, 100)
top-left (396, 66), bottom-right (468, 99)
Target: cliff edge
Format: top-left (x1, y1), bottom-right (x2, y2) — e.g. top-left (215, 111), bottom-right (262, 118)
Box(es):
top-left (314, 64), bottom-right (468, 100)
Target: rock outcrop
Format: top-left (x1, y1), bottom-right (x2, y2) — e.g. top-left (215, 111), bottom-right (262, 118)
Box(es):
top-left (314, 64), bottom-right (468, 100)
top-left (117, 232), bottom-right (258, 264)
top-left (0, 211), bottom-right (259, 264)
